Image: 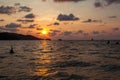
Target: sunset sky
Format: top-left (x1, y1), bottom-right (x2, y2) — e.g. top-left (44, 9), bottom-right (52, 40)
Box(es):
top-left (0, 0), bottom-right (120, 40)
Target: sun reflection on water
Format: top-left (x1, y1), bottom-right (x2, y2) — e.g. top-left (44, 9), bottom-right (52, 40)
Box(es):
top-left (33, 40), bottom-right (56, 77)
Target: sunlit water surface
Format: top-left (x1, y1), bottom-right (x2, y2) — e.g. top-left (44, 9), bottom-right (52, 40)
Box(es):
top-left (0, 40), bottom-right (120, 80)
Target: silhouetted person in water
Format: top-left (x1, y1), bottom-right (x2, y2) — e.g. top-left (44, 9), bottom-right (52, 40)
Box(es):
top-left (9, 46), bottom-right (14, 54)
top-left (116, 42), bottom-right (119, 45)
top-left (107, 40), bottom-right (110, 44)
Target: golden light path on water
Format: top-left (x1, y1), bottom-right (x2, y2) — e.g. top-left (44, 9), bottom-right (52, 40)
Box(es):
top-left (33, 40), bottom-right (57, 77)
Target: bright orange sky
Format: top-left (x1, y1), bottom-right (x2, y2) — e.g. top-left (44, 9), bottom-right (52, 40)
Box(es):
top-left (0, 0), bottom-right (120, 40)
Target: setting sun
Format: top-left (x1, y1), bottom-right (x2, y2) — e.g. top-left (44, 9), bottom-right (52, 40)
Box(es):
top-left (41, 29), bottom-right (49, 35)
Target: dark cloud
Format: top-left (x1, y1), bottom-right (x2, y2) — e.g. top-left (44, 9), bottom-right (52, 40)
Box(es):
top-left (76, 30), bottom-right (84, 34)
top-left (5, 23), bottom-right (21, 28)
top-left (105, 0), bottom-right (120, 5)
top-left (53, 22), bottom-right (60, 25)
top-left (0, 23), bottom-right (20, 33)
top-left (36, 27), bottom-right (43, 30)
top-left (28, 24), bottom-right (37, 29)
top-left (0, 6), bottom-right (16, 15)
top-left (57, 13), bottom-right (79, 21)
top-left (108, 16), bottom-right (117, 18)
top-left (49, 32), bottom-right (57, 36)
top-left (0, 28), bottom-right (19, 33)
top-left (63, 31), bottom-right (72, 36)
top-left (24, 13), bottom-right (36, 18)
top-left (8, 28), bottom-right (19, 33)
top-left (54, 0), bottom-right (85, 2)
top-left (94, 2), bottom-right (103, 8)
top-left (42, 0), bottom-right (46, 2)
top-left (14, 3), bottom-right (21, 6)
top-left (92, 31), bottom-right (100, 35)
top-left (112, 27), bottom-right (119, 31)
top-left (19, 6), bottom-right (32, 12)
top-left (0, 5), bottom-right (32, 15)
top-left (47, 22), bottom-right (60, 26)
top-left (17, 19), bottom-right (34, 23)
top-left (75, 30), bottom-right (89, 36)
top-left (0, 27), bottom-right (6, 31)
top-left (0, 19), bottom-right (4, 21)
top-left (49, 30), bottom-right (61, 36)
top-left (94, 0), bottom-right (120, 8)
top-left (83, 19), bottom-right (102, 23)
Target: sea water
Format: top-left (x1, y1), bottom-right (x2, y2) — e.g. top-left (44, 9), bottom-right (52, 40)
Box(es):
top-left (0, 40), bottom-right (120, 80)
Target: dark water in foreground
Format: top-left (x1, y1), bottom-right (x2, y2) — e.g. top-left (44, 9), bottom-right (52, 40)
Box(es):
top-left (0, 40), bottom-right (120, 80)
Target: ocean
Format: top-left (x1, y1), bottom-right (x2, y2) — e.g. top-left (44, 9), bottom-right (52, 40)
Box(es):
top-left (0, 40), bottom-right (120, 80)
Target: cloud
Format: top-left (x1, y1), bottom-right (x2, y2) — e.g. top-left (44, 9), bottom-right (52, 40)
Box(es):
top-left (105, 0), bottom-right (120, 5)
top-left (94, 0), bottom-right (120, 8)
top-left (0, 19), bottom-right (4, 21)
top-left (75, 30), bottom-right (84, 34)
top-left (108, 16), bottom-right (117, 18)
top-left (53, 22), bottom-right (60, 25)
top-left (63, 31), bottom-right (72, 36)
top-left (5, 23), bottom-right (21, 28)
top-left (28, 24), bottom-right (37, 29)
top-left (0, 27), bottom-right (6, 31)
top-left (19, 6), bottom-right (32, 12)
top-left (0, 27), bottom-right (19, 33)
top-left (75, 30), bottom-right (89, 36)
top-left (8, 28), bottom-right (19, 33)
top-left (0, 5), bottom-right (32, 15)
top-left (112, 27), bottom-right (119, 31)
top-left (49, 30), bottom-right (61, 36)
top-left (14, 3), bottom-right (21, 6)
top-left (54, 0), bottom-right (85, 2)
top-left (0, 23), bottom-right (20, 33)
top-left (24, 13), bottom-right (36, 18)
top-left (47, 22), bottom-right (60, 26)
top-left (17, 19), bottom-right (34, 23)
top-left (92, 31), bottom-right (100, 35)
top-left (0, 6), bottom-right (16, 15)
top-left (57, 13), bottom-right (79, 21)
top-left (83, 19), bottom-right (102, 23)
top-left (94, 2), bottom-right (103, 8)
top-left (36, 27), bottom-right (43, 30)
top-left (42, 0), bottom-right (46, 2)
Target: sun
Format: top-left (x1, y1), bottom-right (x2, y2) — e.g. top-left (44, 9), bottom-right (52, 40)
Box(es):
top-left (41, 29), bottom-right (48, 35)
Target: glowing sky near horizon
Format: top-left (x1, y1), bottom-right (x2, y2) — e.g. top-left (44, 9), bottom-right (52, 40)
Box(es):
top-left (0, 0), bottom-right (120, 40)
